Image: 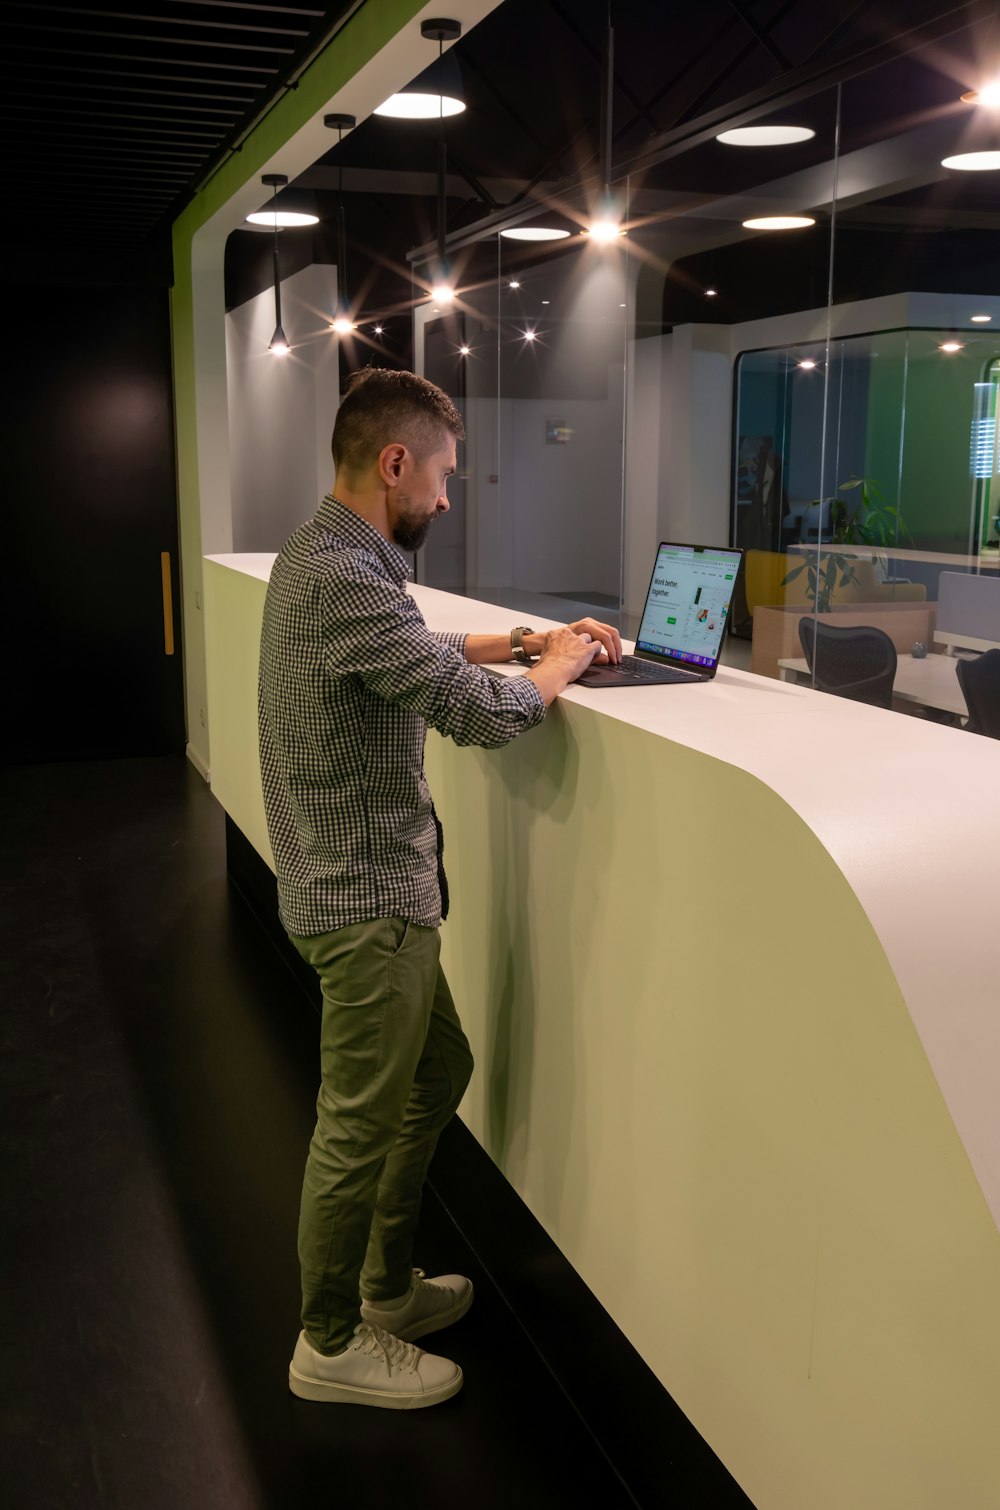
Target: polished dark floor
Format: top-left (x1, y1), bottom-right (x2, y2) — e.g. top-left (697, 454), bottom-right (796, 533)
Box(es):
top-left (1, 757), bottom-right (752, 1510)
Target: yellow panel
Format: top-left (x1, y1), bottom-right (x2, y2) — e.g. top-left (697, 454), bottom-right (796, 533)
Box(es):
top-left (203, 560), bottom-right (273, 869)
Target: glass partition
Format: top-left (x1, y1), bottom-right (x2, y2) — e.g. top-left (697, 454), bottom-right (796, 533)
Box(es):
top-left (739, 52), bottom-right (1000, 719)
top-left (412, 26), bottom-right (997, 728)
top-left (419, 222), bottom-right (630, 628)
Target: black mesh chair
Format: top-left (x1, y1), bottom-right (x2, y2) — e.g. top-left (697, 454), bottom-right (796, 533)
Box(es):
top-left (798, 619), bottom-right (897, 708)
top-left (956, 649), bottom-right (1000, 739)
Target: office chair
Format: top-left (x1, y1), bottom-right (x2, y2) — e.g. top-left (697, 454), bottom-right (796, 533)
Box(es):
top-left (956, 649), bottom-right (1000, 739)
top-left (798, 619), bottom-right (897, 708)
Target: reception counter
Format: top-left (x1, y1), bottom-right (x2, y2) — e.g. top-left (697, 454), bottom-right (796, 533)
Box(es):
top-left (204, 553), bottom-right (1000, 1510)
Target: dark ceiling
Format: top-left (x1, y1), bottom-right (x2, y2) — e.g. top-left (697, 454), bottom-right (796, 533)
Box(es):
top-left (5, 0), bottom-right (999, 307)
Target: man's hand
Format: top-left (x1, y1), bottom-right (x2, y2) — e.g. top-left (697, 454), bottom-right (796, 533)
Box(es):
top-left (526, 627), bottom-right (603, 706)
top-left (564, 618), bottom-right (622, 665)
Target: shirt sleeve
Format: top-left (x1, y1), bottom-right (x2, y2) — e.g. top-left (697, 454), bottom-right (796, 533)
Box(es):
top-left (321, 563), bottom-right (545, 749)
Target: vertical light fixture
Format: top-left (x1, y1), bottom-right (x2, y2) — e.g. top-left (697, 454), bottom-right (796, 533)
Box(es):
top-left (324, 113), bottom-right (357, 334)
top-left (421, 18), bottom-right (462, 302)
top-left (587, 12), bottom-right (621, 241)
top-left (262, 172), bottom-right (290, 355)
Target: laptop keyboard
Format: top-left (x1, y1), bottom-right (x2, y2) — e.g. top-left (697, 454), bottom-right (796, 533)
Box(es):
top-left (613, 655), bottom-right (700, 683)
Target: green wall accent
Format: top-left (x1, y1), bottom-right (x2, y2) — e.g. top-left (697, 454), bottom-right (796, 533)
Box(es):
top-left (865, 334), bottom-right (1000, 550)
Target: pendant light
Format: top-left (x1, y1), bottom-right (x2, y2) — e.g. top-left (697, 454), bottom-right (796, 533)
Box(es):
top-left (422, 18), bottom-right (462, 302)
top-left (324, 113), bottom-right (357, 334)
top-left (262, 173), bottom-right (290, 355)
top-left (587, 17), bottom-right (622, 242)
top-left (375, 16), bottom-right (465, 120)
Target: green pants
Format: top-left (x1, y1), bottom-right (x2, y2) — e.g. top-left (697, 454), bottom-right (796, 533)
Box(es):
top-left (290, 918), bottom-right (473, 1354)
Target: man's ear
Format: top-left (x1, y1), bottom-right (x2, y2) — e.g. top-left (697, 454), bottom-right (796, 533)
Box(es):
top-left (379, 443), bottom-right (408, 488)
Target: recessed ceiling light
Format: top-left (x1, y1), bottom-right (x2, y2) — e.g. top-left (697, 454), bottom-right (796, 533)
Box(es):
top-left (798, 359), bottom-right (818, 369)
top-left (742, 215), bottom-right (815, 230)
top-left (500, 227), bottom-right (571, 241)
top-left (245, 210), bottom-right (319, 228)
top-left (459, 345), bottom-right (471, 355)
top-left (970, 314), bottom-right (993, 322)
top-left (430, 282), bottom-right (455, 304)
top-left (374, 93), bottom-right (465, 119)
top-left (941, 151), bottom-right (1000, 170)
top-left (939, 341), bottom-right (964, 353)
top-left (717, 125), bottom-right (815, 146)
top-left (523, 329), bottom-right (537, 342)
top-left (508, 280), bottom-right (521, 288)
top-left (374, 324), bottom-right (384, 335)
top-left (704, 288), bottom-right (718, 297)
top-left (961, 80), bottom-right (1000, 107)
top-left (329, 316), bottom-right (355, 335)
top-left (541, 299), bottom-right (550, 305)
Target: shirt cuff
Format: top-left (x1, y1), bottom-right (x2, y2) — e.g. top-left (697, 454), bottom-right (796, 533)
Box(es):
top-left (436, 630), bottom-right (469, 658)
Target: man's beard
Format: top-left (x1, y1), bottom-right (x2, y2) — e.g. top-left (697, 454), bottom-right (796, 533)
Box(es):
top-left (392, 510), bottom-right (436, 552)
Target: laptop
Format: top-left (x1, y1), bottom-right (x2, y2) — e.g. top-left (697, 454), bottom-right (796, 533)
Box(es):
top-left (576, 541), bottom-right (744, 687)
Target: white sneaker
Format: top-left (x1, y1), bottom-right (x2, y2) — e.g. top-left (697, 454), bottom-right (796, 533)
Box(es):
top-left (361, 1268), bottom-right (474, 1343)
top-left (288, 1323), bottom-right (463, 1409)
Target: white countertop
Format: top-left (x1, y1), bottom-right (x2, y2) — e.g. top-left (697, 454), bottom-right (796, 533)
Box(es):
top-left (206, 555), bottom-right (1000, 1234)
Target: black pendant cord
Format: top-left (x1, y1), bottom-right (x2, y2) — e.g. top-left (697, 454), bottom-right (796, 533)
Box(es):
top-left (437, 35), bottom-right (447, 278)
top-left (272, 212), bottom-right (282, 334)
top-left (324, 114), bottom-right (357, 321)
top-left (599, 17), bottom-right (614, 204)
top-left (417, 18), bottom-right (461, 289)
top-left (337, 132), bottom-right (348, 314)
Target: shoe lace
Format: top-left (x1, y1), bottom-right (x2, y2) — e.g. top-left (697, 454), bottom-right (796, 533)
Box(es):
top-left (356, 1323), bottom-right (420, 1375)
top-left (410, 1267), bottom-right (445, 1296)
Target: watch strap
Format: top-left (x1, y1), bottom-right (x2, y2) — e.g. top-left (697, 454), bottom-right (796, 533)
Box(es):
top-left (510, 625), bottom-right (536, 664)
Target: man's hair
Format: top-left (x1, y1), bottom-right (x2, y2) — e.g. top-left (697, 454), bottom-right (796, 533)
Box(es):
top-left (332, 367), bottom-right (465, 477)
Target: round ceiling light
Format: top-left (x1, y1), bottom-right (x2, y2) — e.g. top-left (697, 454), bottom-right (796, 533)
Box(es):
top-left (970, 313), bottom-right (993, 322)
top-left (798, 359), bottom-right (818, 369)
top-left (245, 210), bottom-right (319, 228)
top-left (941, 150), bottom-right (1000, 170)
top-left (374, 93), bottom-right (465, 119)
top-left (939, 341), bottom-right (964, 353)
top-left (500, 227), bottom-right (572, 241)
top-left (717, 125), bottom-right (815, 146)
top-left (742, 215), bottom-right (815, 230)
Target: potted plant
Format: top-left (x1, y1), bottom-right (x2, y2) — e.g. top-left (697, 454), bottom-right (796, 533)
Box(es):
top-left (782, 477), bottom-right (909, 612)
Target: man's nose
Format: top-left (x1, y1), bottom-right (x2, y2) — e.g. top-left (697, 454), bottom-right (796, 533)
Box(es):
top-left (437, 492), bottom-right (450, 513)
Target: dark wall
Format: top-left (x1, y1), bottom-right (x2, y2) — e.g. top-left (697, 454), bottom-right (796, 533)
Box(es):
top-left (3, 285), bottom-right (184, 763)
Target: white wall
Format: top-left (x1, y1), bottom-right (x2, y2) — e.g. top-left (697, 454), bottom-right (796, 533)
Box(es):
top-left (225, 262), bottom-right (341, 551)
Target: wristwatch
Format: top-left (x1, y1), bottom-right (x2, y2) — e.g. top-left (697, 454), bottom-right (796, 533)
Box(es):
top-left (510, 625), bottom-right (536, 664)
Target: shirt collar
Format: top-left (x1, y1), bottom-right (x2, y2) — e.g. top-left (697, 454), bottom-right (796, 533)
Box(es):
top-left (314, 494), bottom-right (412, 584)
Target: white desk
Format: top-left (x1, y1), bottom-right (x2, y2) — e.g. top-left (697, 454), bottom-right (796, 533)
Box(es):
top-left (204, 557), bottom-right (1000, 1510)
top-left (778, 651), bottom-right (969, 719)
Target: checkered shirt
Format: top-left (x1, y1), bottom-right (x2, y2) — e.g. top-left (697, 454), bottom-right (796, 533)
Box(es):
top-left (258, 495), bottom-right (546, 936)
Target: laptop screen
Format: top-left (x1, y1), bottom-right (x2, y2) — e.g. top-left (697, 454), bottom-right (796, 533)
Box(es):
top-left (635, 543), bottom-right (743, 671)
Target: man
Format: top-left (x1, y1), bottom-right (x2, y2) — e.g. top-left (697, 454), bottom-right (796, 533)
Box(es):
top-left (259, 367), bottom-right (621, 1410)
